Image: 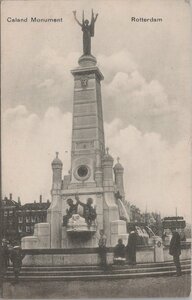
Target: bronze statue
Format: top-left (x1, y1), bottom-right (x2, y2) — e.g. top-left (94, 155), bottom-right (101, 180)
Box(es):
top-left (75, 194), bottom-right (97, 226)
top-left (63, 198), bottom-right (78, 226)
top-left (73, 10), bottom-right (98, 56)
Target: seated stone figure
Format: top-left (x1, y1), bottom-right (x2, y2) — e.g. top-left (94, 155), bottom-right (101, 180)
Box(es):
top-left (75, 194), bottom-right (97, 226)
top-left (63, 198), bottom-right (78, 226)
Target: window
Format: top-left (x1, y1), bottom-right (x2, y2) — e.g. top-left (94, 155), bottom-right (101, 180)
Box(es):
top-left (35, 216), bottom-right (40, 223)
top-left (4, 211), bottom-right (8, 217)
top-left (31, 216), bottom-right (36, 223)
top-left (26, 216), bottom-right (30, 223)
top-left (18, 216), bottom-right (23, 223)
top-left (9, 220), bottom-right (13, 226)
top-left (31, 225), bottom-right (34, 233)
top-left (9, 210), bottom-right (13, 216)
top-left (77, 165), bottom-right (88, 177)
top-left (26, 225), bottom-right (30, 233)
top-left (18, 225), bottom-right (22, 233)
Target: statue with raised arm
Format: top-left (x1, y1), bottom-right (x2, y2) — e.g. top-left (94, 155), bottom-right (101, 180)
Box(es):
top-left (73, 9), bottom-right (98, 56)
top-left (75, 193), bottom-right (97, 226)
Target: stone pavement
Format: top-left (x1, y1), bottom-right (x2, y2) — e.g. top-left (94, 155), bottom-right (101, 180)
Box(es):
top-left (2, 274), bottom-right (191, 298)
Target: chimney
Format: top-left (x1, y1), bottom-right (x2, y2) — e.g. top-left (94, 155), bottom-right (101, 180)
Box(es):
top-left (47, 199), bottom-right (50, 203)
top-left (34, 200), bottom-right (36, 204)
top-left (18, 197), bottom-right (21, 205)
top-left (40, 195), bottom-right (42, 203)
top-left (9, 193), bottom-right (12, 200)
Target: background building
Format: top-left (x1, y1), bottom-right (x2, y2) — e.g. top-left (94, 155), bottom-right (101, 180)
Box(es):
top-left (1, 194), bottom-right (50, 243)
top-left (1, 194), bottom-right (20, 242)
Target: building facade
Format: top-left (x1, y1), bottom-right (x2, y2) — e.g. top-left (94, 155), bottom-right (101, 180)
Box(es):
top-left (1, 194), bottom-right (50, 243)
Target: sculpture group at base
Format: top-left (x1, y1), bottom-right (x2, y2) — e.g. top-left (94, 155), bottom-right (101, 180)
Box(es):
top-left (63, 194), bottom-right (97, 228)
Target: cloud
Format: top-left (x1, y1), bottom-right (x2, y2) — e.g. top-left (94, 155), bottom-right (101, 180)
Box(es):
top-left (105, 120), bottom-right (191, 221)
top-left (3, 46), bottom-right (187, 144)
top-left (2, 47), bottom-right (80, 114)
top-left (98, 51), bottom-right (138, 82)
top-left (101, 52), bottom-right (174, 120)
top-left (2, 105), bottom-right (72, 203)
top-left (97, 50), bottom-right (188, 143)
top-left (2, 105), bottom-right (191, 222)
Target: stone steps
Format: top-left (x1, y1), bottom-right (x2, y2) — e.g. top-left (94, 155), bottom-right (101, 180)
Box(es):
top-left (6, 258), bottom-right (191, 272)
top-left (6, 264), bottom-right (191, 277)
top-left (5, 259), bottom-right (191, 281)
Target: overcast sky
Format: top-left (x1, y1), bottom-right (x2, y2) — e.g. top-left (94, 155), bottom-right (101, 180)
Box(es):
top-left (2, 0), bottom-right (192, 221)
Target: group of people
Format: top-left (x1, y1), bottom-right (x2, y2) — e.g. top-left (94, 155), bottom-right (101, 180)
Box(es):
top-left (63, 194), bottom-right (97, 226)
top-left (2, 239), bottom-right (25, 282)
top-left (98, 227), bottom-right (183, 276)
top-left (2, 227), bottom-right (182, 281)
top-left (98, 228), bottom-right (137, 269)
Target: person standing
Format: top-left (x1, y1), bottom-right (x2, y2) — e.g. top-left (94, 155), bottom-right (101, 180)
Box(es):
top-left (126, 228), bottom-right (137, 265)
top-left (10, 246), bottom-right (25, 283)
top-left (169, 228), bottom-right (182, 276)
top-left (98, 230), bottom-right (107, 269)
top-left (2, 239), bottom-right (10, 277)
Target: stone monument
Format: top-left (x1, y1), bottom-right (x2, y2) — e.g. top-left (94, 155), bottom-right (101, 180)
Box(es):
top-left (22, 10), bottom-right (130, 258)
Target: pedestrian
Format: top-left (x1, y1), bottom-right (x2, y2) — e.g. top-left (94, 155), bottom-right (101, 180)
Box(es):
top-left (126, 228), bottom-right (137, 265)
top-left (10, 245), bottom-right (25, 283)
top-left (114, 238), bottom-right (126, 265)
top-left (98, 229), bottom-right (107, 269)
top-left (169, 228), bottom-right (182, 276)
top-left (2, 239), bottom-right (10, 277)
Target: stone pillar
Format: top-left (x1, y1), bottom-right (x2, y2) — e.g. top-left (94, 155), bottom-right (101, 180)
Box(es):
top-left (114, 158), bottom-right (125, 201)
top-left (154, 238), bottom-right (164, 262)
top-left (51, 152), bottom-right (63, 190)
top-left (103, 148), bottom-right (114, 190)
top-left (95, 149), bottom-right (103, 187)
top-left (102, 148), bottom-right (119, 246)
top-left (47, 152), bottom-right (63, 248)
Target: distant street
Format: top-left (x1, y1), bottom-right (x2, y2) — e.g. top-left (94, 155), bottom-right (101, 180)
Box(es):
top-left (2, 274), bottom-right (191, 298)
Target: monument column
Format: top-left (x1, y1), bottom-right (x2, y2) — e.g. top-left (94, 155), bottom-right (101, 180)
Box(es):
top-left (69, 57), bottom-right (105, 189)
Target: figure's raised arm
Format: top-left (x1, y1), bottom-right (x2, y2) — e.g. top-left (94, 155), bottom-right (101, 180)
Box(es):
top-left (73, 10), bottom-right (82, 27)
top-left (92, 9), bottom-right (98, 23)
top-left (94, 13), bottom-right (98, 22)
top-left (75, 194), bottom-right (85, 207)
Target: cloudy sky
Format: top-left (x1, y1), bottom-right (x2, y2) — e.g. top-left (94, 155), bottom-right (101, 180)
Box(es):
top-left (2, 0), bottom-right (192, 221)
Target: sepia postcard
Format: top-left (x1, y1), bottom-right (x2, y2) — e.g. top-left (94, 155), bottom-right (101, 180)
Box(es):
top-left (1, 0), bottom-right (191, 298)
